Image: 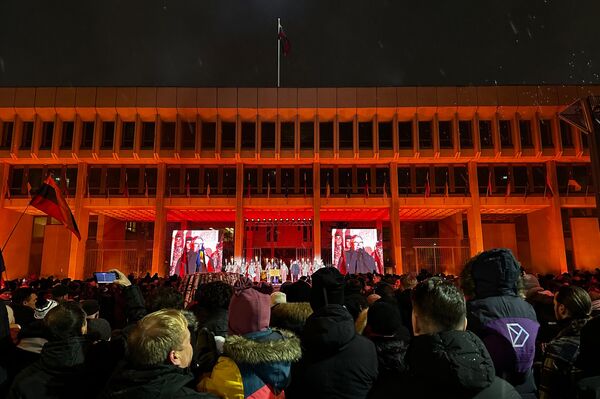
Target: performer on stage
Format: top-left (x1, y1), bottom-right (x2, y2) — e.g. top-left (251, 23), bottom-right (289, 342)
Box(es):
top-left (170, 232), bottom-right (185, 276)
top-left (291, 259), bottom-right (300, 282)
top-left (280, 260), bottom-right (288, 283)
top-left (265, 258), bottom-right (273, 282)
top-left (337, 234), bottom-right (377, 274)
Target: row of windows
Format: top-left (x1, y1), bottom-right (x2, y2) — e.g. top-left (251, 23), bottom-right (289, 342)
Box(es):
top-left (7, 163), bottom-right (592, 198)
top-left (0, 116), bottom-right (584, 154)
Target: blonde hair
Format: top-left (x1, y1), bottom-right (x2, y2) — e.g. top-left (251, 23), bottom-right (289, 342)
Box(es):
top-left (127, 309), bottom-right (189, 366)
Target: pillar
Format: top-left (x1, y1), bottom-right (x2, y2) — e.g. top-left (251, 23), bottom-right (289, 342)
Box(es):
top-left (467, 161), bottom-right (484, 256)
top-left (526, 161), bottom-right (567, 274)
top-left (389, 162), bottom-right (403, 273)
top-left (67, 162), bottom-right (89, 280)
top-left (439, 213), bottom-right (464, 275)
top-left (151, 163), bottom-right (167, 275)
top-left (234, 163), bottom-right (244, 263)
top-left (313, 162), bottom-right (321, 261)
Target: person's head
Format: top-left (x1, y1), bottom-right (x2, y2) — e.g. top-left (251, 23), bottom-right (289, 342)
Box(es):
top-left (228, 287), bottom-right (271, 335)
top-left (345, 234), bottom-right (352, 249)
top-left (81, 299), bottom-right (100, 319)
top-left (127, 309), bottom-right (193, 368)
top-left (460, 248), bottom-right (522, 299)
top-left (412, 277), bottom-right (467, 336)
top-left (174, 233), bottom-right (182, 247)
top-left (352, 235), bottom-right (364, 250)
top-left (335, 231), bottom-right (343, 246)
top-left (146, 287), bottom-right (183, 313)
top-left (193, 237), bottom-right (203, 252)
top-left (51, 284), bottom-right (69, 302)
top-left (310, 267), bottom-right (345, 310)
top-left (366, 301), bottom-right (405, 337)
top-left (194, 281), bottom-right (233, 312)
top-left (45, 301), bottom-right (87, 341)
top-left (400, 274), bottom-right (417, 290)
top-left (554, 285), bottom-right (591, 321)
top-left (12, 287), bottom-right (37, 309)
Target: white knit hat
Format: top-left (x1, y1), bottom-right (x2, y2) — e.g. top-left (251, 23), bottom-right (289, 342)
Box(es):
top-left (34, 299), bottom-right (58, 319)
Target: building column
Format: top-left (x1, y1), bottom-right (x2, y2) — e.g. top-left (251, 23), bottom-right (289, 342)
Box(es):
top-left (234, 163), bottom-right (244, 263)
top-left (313, 162), bottom-right (321, 261)
top-left (151, 163), bottom-right (167, 275)
top-left (526, 161), bottom-right (567, 274)
top-left (467, 161), bottom-right (484, 256)
top-left (389, 162), bottom-right (403, 274)
top-left (68, 162), bottom-right (90, 280)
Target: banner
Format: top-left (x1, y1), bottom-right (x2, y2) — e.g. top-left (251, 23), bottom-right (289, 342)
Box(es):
top-left (169, 230), bottom-right (222, 276)
top-left (332, 228), bottom-right (379, 274)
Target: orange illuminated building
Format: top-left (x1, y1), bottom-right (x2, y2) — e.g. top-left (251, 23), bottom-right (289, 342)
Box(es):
top-left (1, 85), bottom-right (599, 280)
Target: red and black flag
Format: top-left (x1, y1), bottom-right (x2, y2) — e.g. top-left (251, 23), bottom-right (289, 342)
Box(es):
top-left (30, 176), bottom-right (81, 240)
top-left (424, 172), bottom-right (431, 198)
top-left (278, 21), bottom-right (291, 56)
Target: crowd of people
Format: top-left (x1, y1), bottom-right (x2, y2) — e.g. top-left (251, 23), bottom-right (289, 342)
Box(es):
top-left (1, 248), bottom-right (600, 398)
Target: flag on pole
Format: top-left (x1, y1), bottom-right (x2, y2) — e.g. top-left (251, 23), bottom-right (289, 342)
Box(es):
top-left (545, 169), bottom-right (555, 198)
top-left (346, 172), bottom-right (351, 198)
top-left (206, 180), bottom-right (211, 199)
top-left (486, 171), bottom-right (492, 197)
top-left (26, 182), bottom-right (32, 200)
top-left (567, 172), bottom-right (582, 194)
top-left (304, 172), bottom-right (307, 199)
top-left (505, 172), bottom-right (511, 197)
top-left (267, 173), bottom-right (271, 199)
top-left (30, 175), bottom-right (81, 240)
top-left (144, 171), bottom-right (149, 198)
top-left (383, 172), bottom-right (388, 200)
top-left (424, 172), bottom-right (431, 198)
top-left (186, 173), bottom-right (191, 198)
top-left (326, 173), bottom-right (331, 199)
top-left (444, 171), bottom-right (450, 197)
top-left (278, 21), bottom-right (291, 56)
top-left (364, 173), bottom-right (369, 199)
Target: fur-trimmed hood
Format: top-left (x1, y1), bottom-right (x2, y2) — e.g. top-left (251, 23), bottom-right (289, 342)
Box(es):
top-left (270, 302), bottom-right (313, 335)
top-left (223, 329), bottom-right (302, 365)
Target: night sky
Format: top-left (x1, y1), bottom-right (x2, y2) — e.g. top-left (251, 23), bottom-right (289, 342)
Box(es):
top-left (0, 0), bottom-right (598, 87)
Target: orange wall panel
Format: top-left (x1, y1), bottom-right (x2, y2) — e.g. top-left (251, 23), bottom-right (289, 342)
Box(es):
top-left (482, 223), bottom-right (518, 258)
top-left (40, 225), bottom-right (72, 278)
top-left (570, 218), bottom-right (600, 270)
top-left (0, 209), bottom-right (33, 279)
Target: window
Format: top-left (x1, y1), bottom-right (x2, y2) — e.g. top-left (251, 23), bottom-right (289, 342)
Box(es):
top-left (358, 121), bottom-right (373, 149)
top-left (459, 120), bottom-right (473, 148)
top-left (319, 122), bottom-right (334, 150)
top-left (101, 122), bottom-right (115, 150)
top-left (398, 121), bottom-right (413, 149)
top-left (397, 167), bottom-right (411, 195)
top-left (375, 168), bottom-right (389, 194)
top-left (9, 166), bottom-right (24, 196)
top-left (300, 168), bottom-right (313, 195)
top-left (221, 122), bottom-right (236, 149)
top-left (281, 168), bottom-right (294, 195)
top-left (40, 122), bottom-right (54, 149)
top-left (453, 166), bottom-right (468, 195)
top-left (300, 122), bottom-right (314, 150)
top-left (415, 167), bottom-right (430, 194)
top-left (559, 120), bottom-right (573, 148)
top-left (539, 119), bottom-right (553, 148)
top-left (494, 166), bottom-right (509, 192)
top-left (141, 122), bottom-right (155, 150)
top-left (161, 121), bottom-right (175, 149)
top-left (378, 121), bottom-right (393, 150)
top-left (438, 121), bottom-right (453, 149)
top-left (241, 122), bottom-right (256, 150)
top-left (181, 121), bottom-right (196, 149)
top-left (280, 122), bottom-right (295, 149)
top-left (261, 122), bottom-right (275, 149)
top-left (513, 166), bottom-right (529, 193)
top-left (581, 130), bottom-right (589, 149)
top-left (434, 167), bottom-right (449, 194)
top-left (499, 120), bottom-right (513, 147)
top-left (1, 121), bottom-right (13, 150)
top-left (320, 168), bottom-right (334, 193)
top-left (339, 168), bottom-right (353, 195)
top-left (21, 121), bottom-right (34, 149)
top-left (201, 121), bottom-right (216, 149)
top-left (222, 168), bottom-right (236, 196)
top-left (262, 168), bottom-right (276, 193)
top-left (61, 122), bottom-right (74, 150)
top-left (106, 168), bottom-right (121, 196)
top-left (124, 168), bottom-right (140, 196)
top-left (479, 120), bottom-right (493, 149)
top-left (477, 166), bottom-right (492, 195)
top-left (339, 121), bottom-right (353, 150)
top-left (519, 120), bottom-right (533, 148)
top-left (121, 122), bottom-right (135, 149)
top-left (166, 167), bottom-right (181, 196)
top-left (418, 121), bottom-right (433, 149)
top-left (80, 121), bottom-right (94, 149)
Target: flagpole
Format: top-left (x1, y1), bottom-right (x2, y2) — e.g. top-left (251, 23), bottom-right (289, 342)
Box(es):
top-left (277, 17), bottom-right (281, 88)
top-left (1, 204), bottom-right (30, 280)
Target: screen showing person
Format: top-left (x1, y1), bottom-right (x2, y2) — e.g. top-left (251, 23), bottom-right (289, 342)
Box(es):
top-left (169, 230), bottom-right (222, 276)
top-left (331, 229), bottom-right (379, 274)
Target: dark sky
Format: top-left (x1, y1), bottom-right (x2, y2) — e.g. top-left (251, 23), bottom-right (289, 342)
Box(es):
top-left (0, 0), bottom-right (598, 87)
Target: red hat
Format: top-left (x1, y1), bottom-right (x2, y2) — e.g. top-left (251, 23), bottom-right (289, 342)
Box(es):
top-left (228, 287), bottom-right (271, 335)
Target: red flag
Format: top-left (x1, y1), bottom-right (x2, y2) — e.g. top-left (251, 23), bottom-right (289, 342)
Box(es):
top-left (304, 172), bottom-right (307, 199)
top-left (364, 173), bottom-right (369, 199)
top-left (247, 173), bottom-right (251, 199)
top-left (186, 173), bottom-right (191, 198)
top-left (30, 176), bottom-right (81, 240)
top-left (278, 23), bottom-right (291, 56)
top-left (123, 171), bottom-right (129, 198)
top-left (374, 240), bottom-right (384, 274)
top-left (144, 172), bottom-right (149, 198)
top-left (505, 172), bottom-right (512, 197)
top-left (486, 171), bottom-right (492, 197)
top-left (424, 172), bottom-right (431, 198)
top-left (339, 247), bottom-right (347, 275)
top-left (179, 240), bottom-right (188, 277)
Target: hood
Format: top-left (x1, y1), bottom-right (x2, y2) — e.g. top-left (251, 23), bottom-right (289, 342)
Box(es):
top-left (301, 304), bottom-right (356, 354)
top-left (371, 337), bottom-right (409, 374)
top-left (406, 330), bottom-right (494, 395)
top-left (270, 302), bottom-right (313, 334)
top-left (470, 248), bottom-right (521, 298)
top-left (223, 329), bottom-right (301, 365)
top-left (106, 364), bottom-right (194, 399)
top-left (40, 336), bottom-right (88, 372)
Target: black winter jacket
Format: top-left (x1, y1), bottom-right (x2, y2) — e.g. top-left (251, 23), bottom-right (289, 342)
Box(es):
top-left (286, 304), bottom-right (378, 399)
top-left (405, 330), bottom-right (521, 399)
top-left (367, 334), bottom-right (409, 399)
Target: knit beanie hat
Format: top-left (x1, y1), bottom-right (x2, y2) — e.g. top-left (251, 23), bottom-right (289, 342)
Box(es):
top-left (228, 287), bottom-right (271, 336)
top-left (271, 291), bottom-right (287, 306)
top-left (310, 267), bottom-right (345, 311)
top-left (286, 280), bottom-right (312, 303)
top-left (366, 301), bottom-right (404, 336)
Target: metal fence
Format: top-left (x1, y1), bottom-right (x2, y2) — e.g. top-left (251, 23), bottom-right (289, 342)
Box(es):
top-left (84, 241), bottom-right (153, 278)
top-left (402, 238), bottom-right (470, 274)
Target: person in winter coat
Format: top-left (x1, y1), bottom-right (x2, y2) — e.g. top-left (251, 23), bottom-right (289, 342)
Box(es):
top-left (405, 277), bottom-right (520, 399)
top-left (538, 285), bottom-right (591, 399)
top-left (198, 283), bottom-right (302, 399)
top-left (8, 302), bottom-right (94, 399)
top-left (576, 315), bottom-right (600, 398)
top-left (101, 308), bottom-right (217, 399)
top-left (286, 267), bottom-right (378, 399)
top-left (190, 281), bottom-right (233, 338)
top-left (461, 248), bottom-right (539, 398)
top-left (364, 301), bottom-right (410, 399)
